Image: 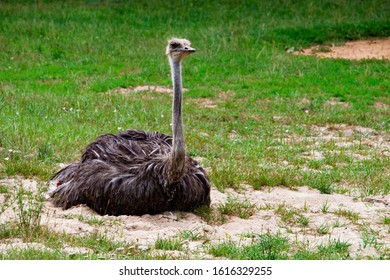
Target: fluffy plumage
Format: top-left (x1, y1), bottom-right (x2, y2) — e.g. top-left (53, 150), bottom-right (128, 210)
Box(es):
top-left (50, 130), bottom-right (210, 215)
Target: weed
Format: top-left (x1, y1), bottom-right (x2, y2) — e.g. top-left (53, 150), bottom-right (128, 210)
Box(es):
top-left (297, 215), bottom-right (310, 227)
top-left (208, 233), bottom-right (290, 260)
top-left (0, 185), bottom-right (15, 215)
top-left (208, 241), bottom-right (241, 258)
top-left (275, 203), bottom-right (309, 227)
top-left (0, 247), bottom-right (67, 260)
top-left (320, 200), bottom-right (330, 213)
top-left (317, 239), bottom-right (351, 259)
top-left (243, 233), bottom-right (290, 260)
top-left (179, 229), bottom-right (202, 241)
top-left (210, 161), bottom-right (242, 191)
top-left (317, 223), bottom-right (331, 235)
top-left (37, 143), bottom-right (54, 161)
top-left (334, 208), bottom-right (360, 223)
top-left (310, 175), bottom-right (334, 194)
top-left (13, 184), bottom-right (46, 241)
top-left (302, 202), bottom-right (310, 212)
top-left (155, 237), bottom-right (183, 251)
top-left (194, 205), bottom-right (226, 225)
top-left (294, 239), bottom-right (351, 260)
top-left (64, 214), bottom-right (105, 226)
top-left (72, 231), bottom-right (127, 254)
top-left (258, 202), bottom-right (273, 211)
top-left (332, 220), bottom-right (343, 228)
top-left (217, 195), bottom-right (257, 219)
top-left (360, 224), bottom-right (383, 249)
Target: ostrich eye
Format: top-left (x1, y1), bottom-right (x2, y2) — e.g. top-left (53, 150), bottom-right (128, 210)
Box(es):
top-left (170, 42), bottom-right (180, 49)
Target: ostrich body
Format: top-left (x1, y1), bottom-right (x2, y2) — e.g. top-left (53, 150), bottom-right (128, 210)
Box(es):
top-left (50, 38), bottom-right (211, 216)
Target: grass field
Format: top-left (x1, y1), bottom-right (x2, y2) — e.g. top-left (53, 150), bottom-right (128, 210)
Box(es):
top-left (0, 0), bottom-right (389, 260)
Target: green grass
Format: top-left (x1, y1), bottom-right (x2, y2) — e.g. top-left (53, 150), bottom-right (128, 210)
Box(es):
top-left (317, 223), bottom-right (331, 235)
top-left (334, 208), bottom-right (360, 223)
top-left (208, 233), bottom-right (352, 260)
top-left (274, 203), bottom-right (310, 227)
top-left (217, 195), bottom-right (257, 219)
top-left (1, 0), bottom-right (389, 188)
top-left (0, 0), bottom-right (389, 260)
top-left (155, 237), bottom-right (183, 251)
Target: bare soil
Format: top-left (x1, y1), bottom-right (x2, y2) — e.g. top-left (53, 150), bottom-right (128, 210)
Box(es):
top-left (293, 37), bottom-right (390, 60)
top-left (107, 85), bottom-right (188, 96)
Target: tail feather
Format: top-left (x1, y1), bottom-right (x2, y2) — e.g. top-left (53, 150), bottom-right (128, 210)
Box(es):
top-left (49, 163), bottom-right (86, 209)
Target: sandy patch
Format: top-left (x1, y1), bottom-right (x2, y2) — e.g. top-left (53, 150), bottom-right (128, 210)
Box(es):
top-left (293, 37), bottom-right (390, 60)
top-left (190, 90), bottom-right (236, 109)
top-left (374, 102), bottom-right (389, 110)
top-left (0, 240), bottom-right (53, 253)
top-left (324, 98), bottom-right (351, 108)
top-left (107, 85), bottom-right (188, 96)
top-left (191, 98), bottom-right (219, 108)
top-left (308, 124), bottom-right (389, 157)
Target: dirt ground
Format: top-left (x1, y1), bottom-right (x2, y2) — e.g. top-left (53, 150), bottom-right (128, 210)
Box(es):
top-left (1, 40), bottom-right (389, 259)
top-left (293, 37), bottom-right (390, 60)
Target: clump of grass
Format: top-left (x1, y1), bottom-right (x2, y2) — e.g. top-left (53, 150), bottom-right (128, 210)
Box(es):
top-left (155, 237), bottom-right (183, 251)
top-left (249, 169), bottom-right (300, 190)
top-left (179, 229), bottom-right (203, 241)
top-left (71, 231), bottom-right (132, 256)
top-left (334, 208), bottom-right (360, 223)
top-left (64, 214), bottom-right (105, 226)
top-left (317, 223), bottom-right (331, 235)
top-left (13, 184), bottom-right (46, 240)
top-left (209, 234), bottom-right (352, 260)
top-left (294, 238), bottom-right (351, 260)
top-left (302, 202), bottom-right (310, 212)
top-left (0, 247), bottom-right (68, 260)
top-left (0, 185), bottom-right (15, 215)
top-left (245, 233), bottom-right (290, 260)
top-left (297, 215), bottom-right (310, 227)
top-left (195, 196), bottom-right (257, 225)
top-left (217, 195), bottom-right (257, 219)
top-left (310, 175), bottom-right (334, 194)
top-left (317, 239), bottom-right (351, 259)
top-left (208, 241), bottom-right (241, 258)
top-left (332, 220), bottom-right (344, 228)
top-left (360, 225), bottom-right (383, 250)
top-left (194, 205), bottom-right (226, 225)
top-left (210, 161), bottom-right (242, 191)
top-left (37, 143), bottom-right (54, 161)
top-left (274, 203), bottom-right (310, 227)
top-left (320, 200), bottom-right (330, 213)
top-left (0, 229), bottom-right (153, 260)
top-left (208, 233), bottom-right (290, 260)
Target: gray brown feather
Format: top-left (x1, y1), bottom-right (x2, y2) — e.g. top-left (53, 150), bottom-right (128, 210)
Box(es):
top-left (50, 130), bottom-right (211, 216)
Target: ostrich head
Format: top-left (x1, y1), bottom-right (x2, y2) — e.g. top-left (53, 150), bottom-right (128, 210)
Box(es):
top-left (166, 38), bottom-right (196, 62)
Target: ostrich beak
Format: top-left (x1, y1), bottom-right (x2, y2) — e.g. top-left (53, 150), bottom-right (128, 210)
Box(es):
top-left (183, 46), bottom-right (196, 53)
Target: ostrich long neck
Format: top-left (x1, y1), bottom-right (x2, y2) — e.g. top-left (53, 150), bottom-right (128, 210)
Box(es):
top-left (169, 58), bottom-right (186, 181)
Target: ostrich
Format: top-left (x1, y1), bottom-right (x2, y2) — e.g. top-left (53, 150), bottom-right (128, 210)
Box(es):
top-left (49, 38), bottom-right (211, 216)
